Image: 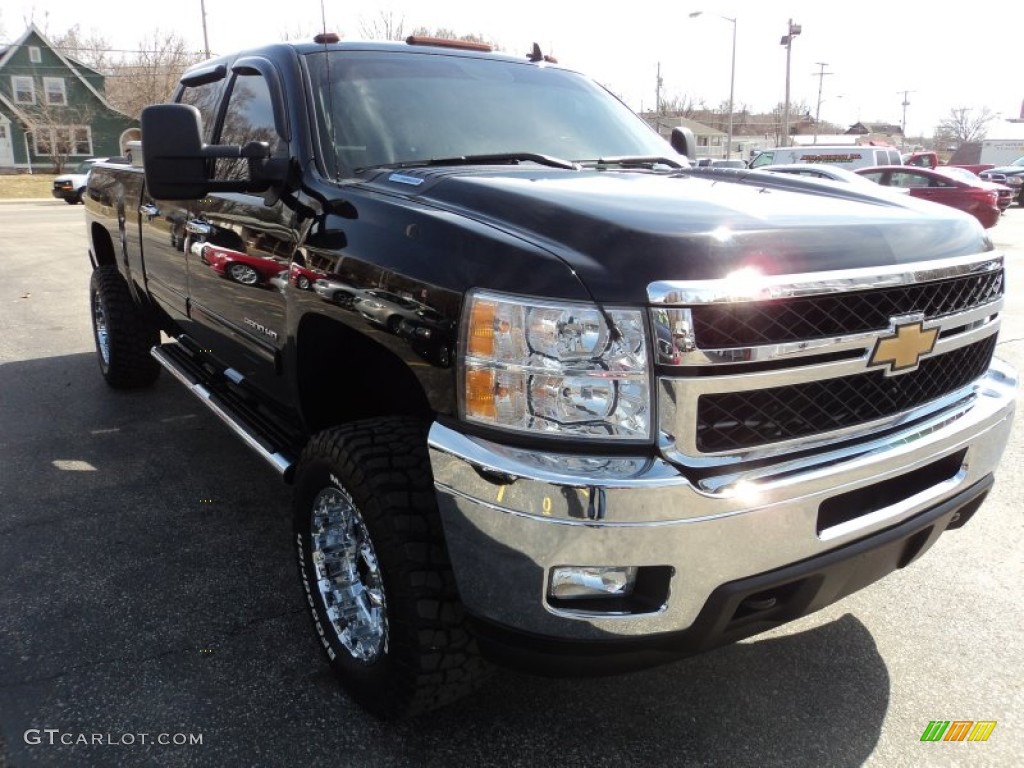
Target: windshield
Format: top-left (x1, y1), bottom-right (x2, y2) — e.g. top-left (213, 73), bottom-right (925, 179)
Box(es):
top-left (306, 51), bottom-right (673, 177)
top-left (1012, 155), bottom-right (1024, 167)
top-left (934, 166), bottom-right (977, 182)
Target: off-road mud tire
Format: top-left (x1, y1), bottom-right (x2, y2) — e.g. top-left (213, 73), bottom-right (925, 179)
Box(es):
top-left (293, 417), bottom-right (489, 719)
top-left (89, 265), bottom-right (160, 389)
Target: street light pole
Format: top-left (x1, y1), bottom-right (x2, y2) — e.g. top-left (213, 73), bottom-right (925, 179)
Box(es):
top-left (780, 19), bottom-right (801, 147)
top-left (200, 0), bottom-right (211, 59)
top-left (689, 12), bottom-right (737, 160)
top-left (726, 17), bottom-right (736, 159)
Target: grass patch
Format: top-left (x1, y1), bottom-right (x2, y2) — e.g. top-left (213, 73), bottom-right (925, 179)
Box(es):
top-left (0, 174), bottom-right (58, 199)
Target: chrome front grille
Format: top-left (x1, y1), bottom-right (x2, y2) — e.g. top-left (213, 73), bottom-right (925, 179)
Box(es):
top-left (650, 253), bottom-right (1004, 464)
top-left (690, 270), bottom-right (1003, 348)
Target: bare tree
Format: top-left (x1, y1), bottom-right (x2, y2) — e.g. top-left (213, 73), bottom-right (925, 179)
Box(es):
top-left (659, 94), bottom-right (699, 118)
top-left (360, 11), bottom-right (406, 41)
top-left (936, 107), bottom-right (995, 145)
top-left (51, 25), bottom-right (115, 72)
top-left (408, 26), bottom-right (493, 45)
top-left (103, 30), bottom-right (204, 118)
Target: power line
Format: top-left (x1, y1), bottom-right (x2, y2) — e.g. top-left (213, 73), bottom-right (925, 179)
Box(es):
top-left (1, 40), bottom-right (212, 57)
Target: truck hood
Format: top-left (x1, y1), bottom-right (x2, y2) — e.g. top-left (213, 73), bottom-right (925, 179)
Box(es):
top-left (372, 168), bottom-right (990, 304)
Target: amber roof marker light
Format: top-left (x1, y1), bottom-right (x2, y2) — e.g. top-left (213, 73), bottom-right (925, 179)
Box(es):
top-left (406, 36), bottom-right (493, 52)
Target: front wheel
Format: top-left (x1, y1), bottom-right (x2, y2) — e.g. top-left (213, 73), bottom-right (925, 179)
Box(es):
top-left (89, 266), bottom-right (160, 388)
top-left (293, 418), bottom-right (488, 719)
top-left (226, 262), bottom-right (260, 285)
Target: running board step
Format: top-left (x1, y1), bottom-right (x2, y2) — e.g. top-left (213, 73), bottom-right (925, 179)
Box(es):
top-left (151, 341), bottom-right (296, 480)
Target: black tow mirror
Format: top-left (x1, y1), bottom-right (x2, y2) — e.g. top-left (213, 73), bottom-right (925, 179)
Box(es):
top-left (141, 104), bottom-right (208, 199)
top-left (141, 104), bottom-right (272, 200)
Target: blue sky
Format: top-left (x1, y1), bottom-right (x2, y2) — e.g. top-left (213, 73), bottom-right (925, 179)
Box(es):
top-left (4, 0), bottom-right (1022, 138)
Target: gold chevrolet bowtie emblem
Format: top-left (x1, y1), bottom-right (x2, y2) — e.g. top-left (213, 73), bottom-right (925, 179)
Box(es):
top-left (869, 320), bottom-right (938, 375)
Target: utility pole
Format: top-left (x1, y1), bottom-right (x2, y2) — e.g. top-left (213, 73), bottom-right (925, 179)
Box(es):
top-left (200, 0), bottom-right (211, 58)
top-left (898, 89), bottom-right (915, 148)
top-left (812, 62), bottom-right (833, 144)
top-left (656, 61), bottom-right (663, 120)
top-left (780, 19), bottom-right (802, 147)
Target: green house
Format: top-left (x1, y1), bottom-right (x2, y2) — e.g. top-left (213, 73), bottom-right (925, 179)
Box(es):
top-left (0, 23), bottom-right (139, 172)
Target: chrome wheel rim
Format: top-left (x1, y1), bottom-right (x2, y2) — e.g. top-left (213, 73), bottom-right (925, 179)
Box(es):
top-left (229, 264), bottom-right (260, 284)
top-left (92, 290), bottom-right (110, 365)
top-left (310, 487), bottom-right (387, 662)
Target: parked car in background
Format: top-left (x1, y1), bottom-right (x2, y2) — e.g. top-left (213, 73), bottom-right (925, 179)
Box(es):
top-left (51, 158), bottom-right (107, 204)
top-left (196, 243), bottom-right (289, 286)
top-left (287, 253), bottom-right (323, 289)
top-left (312, 277), bottom-right (366, 308)
top-left (356, 289), bottom-right (432, 333)
top-left (935, 166), bottom-right (1015, 212)
top-left (979, 170), bottom-right (1023, 205)
top-left (855, 166), bottom-right (1001, 228)
top-left (902, 150), bottom-right (937, 169)
top-left (750, 145), bottom-right (901, 170)
top-left (753, 163), bottom-right (908, 192)
top-left (979, 155), bottom-right (1024, 205)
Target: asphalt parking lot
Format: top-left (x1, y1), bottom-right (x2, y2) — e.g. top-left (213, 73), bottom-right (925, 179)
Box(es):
top-left (1, 200), bottom-right (1022, 768)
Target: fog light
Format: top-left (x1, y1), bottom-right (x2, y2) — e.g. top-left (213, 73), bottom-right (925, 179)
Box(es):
top-left (549, 566), bottom-right (638, 600)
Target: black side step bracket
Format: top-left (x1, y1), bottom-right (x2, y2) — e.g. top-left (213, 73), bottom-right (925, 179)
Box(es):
top-left (151, 339), bottom-right (296, 481)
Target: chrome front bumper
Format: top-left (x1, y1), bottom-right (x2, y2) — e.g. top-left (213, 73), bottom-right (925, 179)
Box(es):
top-left (428, 358), bottom-right (1016, 642)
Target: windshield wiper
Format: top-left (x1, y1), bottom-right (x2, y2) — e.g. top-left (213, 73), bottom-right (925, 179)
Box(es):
top-left (358, 152), bottom-right (579, 173)
top-left (591, 155), bottom-right (685, 169)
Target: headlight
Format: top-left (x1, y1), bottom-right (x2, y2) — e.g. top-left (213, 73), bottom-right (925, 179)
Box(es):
top-left (460, 290), bottom-right (650, 440)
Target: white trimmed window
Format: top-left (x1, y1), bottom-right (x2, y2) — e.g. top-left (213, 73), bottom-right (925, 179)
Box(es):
top-left (32, 126), bottom-right (93, 157)
top-left (32, 130), bottom-right (51, 155)
top-left (44, 77), bottom-right (67, 106)
top-left (29, 46), bottom-right (42, 63)
top-left (12, 76), bottom-right (35, 104)
top-left (73, 127), bottom-right (92, 155)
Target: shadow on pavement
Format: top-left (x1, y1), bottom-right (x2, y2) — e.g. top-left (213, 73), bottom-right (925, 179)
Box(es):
top-left (0, 353), bottom-right (888, 768)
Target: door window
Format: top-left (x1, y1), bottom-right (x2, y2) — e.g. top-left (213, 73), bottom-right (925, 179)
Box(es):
top-left (178, 80), bottom-right (224, 142)
top-left (215, 72), bottom-right (282, 181)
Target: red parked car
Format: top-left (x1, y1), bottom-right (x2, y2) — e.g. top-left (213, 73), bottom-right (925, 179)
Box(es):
top-left (855, 166), bottom-right (1002, 228)
top-left (197, 243), bottom-right (288, 286)
top-left (934, 166), bottom-right (1015, 212)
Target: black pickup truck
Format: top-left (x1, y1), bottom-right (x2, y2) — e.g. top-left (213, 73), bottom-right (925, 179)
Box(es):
top-left (84, 36), bottom-right (1016, 719)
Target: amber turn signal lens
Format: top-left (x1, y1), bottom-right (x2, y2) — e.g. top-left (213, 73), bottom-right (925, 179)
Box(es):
top-left (467, 300), bottom-right (496, 357)
top-left (464, 368), bottom-right (497, 418)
